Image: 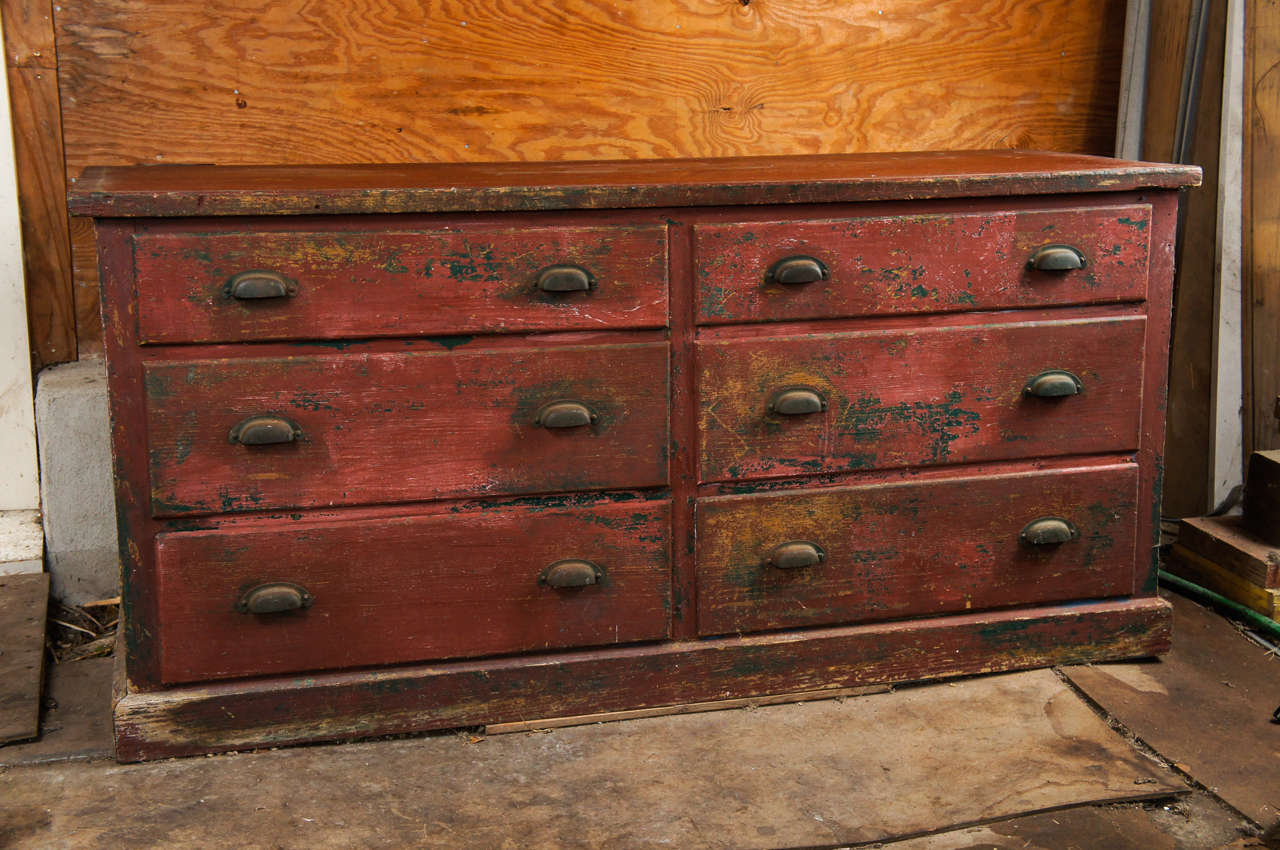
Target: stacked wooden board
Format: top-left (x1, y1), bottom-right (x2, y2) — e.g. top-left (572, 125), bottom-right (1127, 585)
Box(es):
top-left (1168, 515), bottom-right (1280, 622)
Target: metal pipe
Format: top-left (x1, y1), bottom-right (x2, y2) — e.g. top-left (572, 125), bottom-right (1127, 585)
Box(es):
top-left (1159, 570), bottom-right (1280, 640)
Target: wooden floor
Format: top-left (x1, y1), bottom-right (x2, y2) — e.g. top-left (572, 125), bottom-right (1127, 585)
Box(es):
top-left (0, 590), bottom-right (1273, 849)
top-left (0, 573), bottom-right (47, 745)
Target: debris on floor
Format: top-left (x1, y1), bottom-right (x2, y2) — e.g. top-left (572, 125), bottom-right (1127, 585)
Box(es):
top-left (45, 596), bottom-right (117, 663)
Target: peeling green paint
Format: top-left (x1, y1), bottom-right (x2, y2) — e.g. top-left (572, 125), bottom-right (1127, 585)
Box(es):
top-left (380, 249), bottom-right (409, 274)
top-left (836, 391), bottom-right (981, 463)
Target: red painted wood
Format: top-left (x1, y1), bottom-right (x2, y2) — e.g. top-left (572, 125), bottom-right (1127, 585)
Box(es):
top-left (695, 463), bottom-right (1138, 636)
top-left (1136, 193), bottom-right (1182, 595)
top-left (697, 314), bottom-right (1146, 482)
top-left (78, 154), bottom-right (1191, 757)
top-left (154, 497), bottom-right (671, 683)
top-left (133, 221), bottom-right (669, 344)
top-left (667, 214), bottom-right (701, 638)
top-left (694, 204), bottom-right (1151, 324)
top-left (113, 597), bottom-right (1172, 761)
top-left (95, 219), bottom-right (169, 688)
top-left (69, 151), bottom-right (1201, 218)
top-left (145, 342), bottom-right (669, 516)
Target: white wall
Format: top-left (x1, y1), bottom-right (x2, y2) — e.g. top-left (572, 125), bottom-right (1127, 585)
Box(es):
top-left (0, 15), bottom-right (41, 515)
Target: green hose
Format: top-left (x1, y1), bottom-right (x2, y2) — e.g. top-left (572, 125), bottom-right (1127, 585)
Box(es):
top-left (1158, 569), bottom-right (1280, 640)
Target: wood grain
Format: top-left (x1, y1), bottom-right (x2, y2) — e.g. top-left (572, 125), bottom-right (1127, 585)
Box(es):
top-left (1249, 0), bottom-right (1280, 456)
top-left (3, 38), bottom-right (75, 365)
top-left (69, 216), bottom-right (101, 357)
top-left (144, 342), bottom-right (670, 516)
top-left (695, 463), bottom-right (1138, 635)
top-left (697, 314), bottom-right (1147, 482)
top-left (55, 0), bottom-right (1127, 175)
top-left (0, 572), bottom-right (48, 744)
top-left (2, 0), bottom-right (57, 69)
top-left (1140, 0), bottom-right (1193, 163)
top-left (154, 496), bottom-right (671, 683)
top-left (132, 219), bottom-right (669, 343)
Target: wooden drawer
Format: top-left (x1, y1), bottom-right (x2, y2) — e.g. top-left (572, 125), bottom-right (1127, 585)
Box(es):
top-left (698, 315), bottom-right (1144, 482)
top-left (132, 222), bottom-right (669, 344)
top-left (695, 463), bottom-right (1138, 636)
top-left (145, 341), bottom-right (669, 516)
top-left (154, 497), bottom-right (672, 683)
top-left (694, 205), bottom-right (1151, 324)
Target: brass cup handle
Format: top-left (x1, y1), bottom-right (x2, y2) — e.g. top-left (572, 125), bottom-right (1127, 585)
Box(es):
top-left (1024, 370), bottom-right (1083, 398)
top-left (225, 270), bottom-right (298, 300)
top-left (535, 400), bottom-right (599, 429)
top-left (236, 582), bottom-right (314, 615)
top-left (540, 559), bottom-right (604, 588)
top-left (766, 256), bottom-right (829, 285)
top-left (1020, 517), bottom-right (1080, 546)
top-left (766, 541), bottom-right (826, 569)
top-left (768, 386), bottom-right (827, 416)
top-left (536, 264), bottom-right (594, 292)
top-left (1027, 245), bottom-right (1086, 272)
top-left (229, 415), bottom-right (303, 446)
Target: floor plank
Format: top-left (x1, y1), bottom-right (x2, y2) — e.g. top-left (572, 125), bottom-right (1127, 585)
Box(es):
top-left (1063, 591), bottom-right (1280, 829)
top-left (0, 669), bottom-right (1181, 849)
top-left (0, 572), bottom-right (48, 744)
top-left (875, 792), bottom-right (1249, 850)
top-left (0, 655), bottom-right (112, 766)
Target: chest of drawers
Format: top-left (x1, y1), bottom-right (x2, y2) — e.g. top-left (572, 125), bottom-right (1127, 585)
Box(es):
top-left (71, 151), bottom-right (1200, 761)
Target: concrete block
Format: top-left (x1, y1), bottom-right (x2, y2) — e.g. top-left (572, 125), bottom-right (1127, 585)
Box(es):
top-left (35, 359), bottom-right (118, 604)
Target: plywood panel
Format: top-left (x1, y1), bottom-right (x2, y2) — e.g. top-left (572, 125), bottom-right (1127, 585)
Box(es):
top-left (54, 0), bottom-right (1125, 172)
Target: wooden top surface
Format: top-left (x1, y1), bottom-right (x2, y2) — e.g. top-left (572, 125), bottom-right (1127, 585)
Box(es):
top-left (69, 151), bottom-right (1202, 218)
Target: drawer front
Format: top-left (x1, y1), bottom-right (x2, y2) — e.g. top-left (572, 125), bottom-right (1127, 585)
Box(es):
top-left (154, 498), bottom-right (672, 683)
top-left (698, 316), bottom-right (1144, 482)
top-left (694, 205), bottom-right (1151, 324)
top-left (146, 342), bottom-right (669, 516)
top-left (696, 464), bottom-right (1138, 636)
top-left (133, 223), bottom-right (669, 344)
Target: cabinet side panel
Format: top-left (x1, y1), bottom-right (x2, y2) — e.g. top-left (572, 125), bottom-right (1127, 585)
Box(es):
top-left (1138, 192), bottom-right (1183, 594)
top-left (96, 219), bottom-right (163, 689)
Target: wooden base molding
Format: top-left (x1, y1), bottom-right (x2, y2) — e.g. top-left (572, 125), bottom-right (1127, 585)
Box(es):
top-left (114, 597), bottom-right (1171, 762)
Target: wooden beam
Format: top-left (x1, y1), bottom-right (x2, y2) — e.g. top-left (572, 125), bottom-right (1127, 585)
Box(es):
top-left (1150, 0), bottom-right (1227, 517)
top-left (1247, 1), bottom-right (1280, 458)
top-left (0, 572), bottom-right (49, 744)
top-left (1210, 0), bottom-right (1245, 506)
top-left (2, 0), bottom-right (74, 367)
top-left (1116, 0), bottom-right (1151, 159)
